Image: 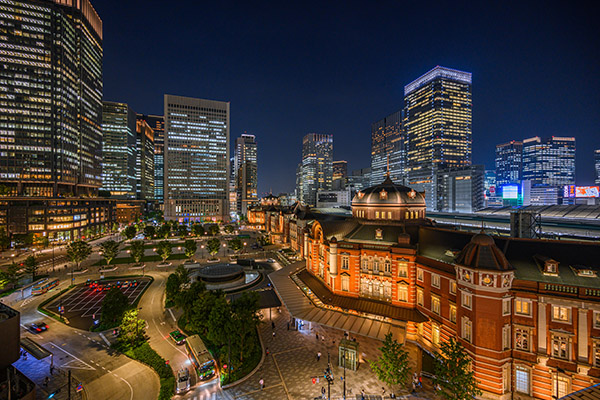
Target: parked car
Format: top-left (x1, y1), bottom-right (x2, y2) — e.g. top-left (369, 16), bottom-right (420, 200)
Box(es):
top-left (30, 321), bottom-right (48, 333)
top-left (176, 368), bottom-right (190, 394)
top-left (169, 330), bottom-right (186, 345)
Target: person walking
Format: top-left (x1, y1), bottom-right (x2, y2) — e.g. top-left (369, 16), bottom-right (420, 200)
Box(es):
top-left (317, 351), bottom-right (321, 361)
top-left (271, 321), bottom-right (275, 330)
top-left (259, 378), bottom-right (264, 390)
top-left (44, 376), bottom-right (49, 387)
top-left (321, 386), bottom-right (326, 399)
top-left (361, 388), bottom-right (366, 400)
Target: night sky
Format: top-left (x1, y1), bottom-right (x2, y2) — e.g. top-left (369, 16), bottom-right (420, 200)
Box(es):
top-left (96, 1), bottom-right (600, 196)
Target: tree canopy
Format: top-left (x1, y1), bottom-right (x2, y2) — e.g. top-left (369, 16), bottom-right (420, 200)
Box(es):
top-left (228, 238), bottom-right (242, 252)
top-left (191, 223), bottom-right (205, 237)
top-left (66, 240), bottom-right (92, 269)
top-left (156, 240), bottom-right (172, 263)
top-left (183, 239), bottom-right (197, 259)
top-left (101, 287), bottom-right (130, 326)
top-left (206, 237), bottom-right (220, 256)
top-left (123, 225), bottom-right (137, 240)
top-left (130, 240), bottom-right (145, 264)
top-left (143, 225), bottom-right (155, 240)
top-left (118, 309), bottom-right (146, 348)
top-left (23, 255), bottom-right (38, 281)
top-left (100, 240), bottom-right (120, 266)
top-left (433, 337), bottom-right (482, 400)
top-left (369, 332), bottom-right (411, 391)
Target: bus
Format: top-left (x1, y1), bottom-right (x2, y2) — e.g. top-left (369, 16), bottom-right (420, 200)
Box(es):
top-left (32, 278), bottom-right (60, 295)
top-left (185, 335), bottom-right (216, 381)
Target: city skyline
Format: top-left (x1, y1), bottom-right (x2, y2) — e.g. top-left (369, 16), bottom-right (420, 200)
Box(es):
top-left (95, 1), bottom-right (600, 195)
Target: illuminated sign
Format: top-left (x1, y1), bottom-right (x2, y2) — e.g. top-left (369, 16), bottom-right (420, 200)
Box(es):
top-left (502, 185), bottom-right (519, 199)
top-left (563, 185), bottom-right (599, 198)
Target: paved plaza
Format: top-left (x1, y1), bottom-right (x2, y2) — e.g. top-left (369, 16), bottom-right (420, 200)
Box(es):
top-left (224, 306), bottom-right (438, 400)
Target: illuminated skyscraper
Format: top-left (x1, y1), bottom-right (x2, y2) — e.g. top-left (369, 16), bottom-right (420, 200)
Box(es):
top-left (138, 115), bottom-right (165, 205)
top-left (404, 66), bottom-right (472, 210)
top-left (135, 118), bottom-right (155, 202)
top-left (0, 0), bottom-right (103, 198)
top-left (370, 110), bottom-right (405, 185)
top-left (164, 95), bottom-right (230, 222)
top-left (332, 160), bottom-right (348, 190)
top-left (234, 134), bottom-right (258, 215)
top-left (522, 136), bottom-right (575, 187)
top-left (595, 150), bottom-right (600, 185)
top-left (495, 140), bottom-right (523, 186)
top-left (101, 102), bottom-right (137, 199)
top-left (299, 134), bottom-right (333, 207)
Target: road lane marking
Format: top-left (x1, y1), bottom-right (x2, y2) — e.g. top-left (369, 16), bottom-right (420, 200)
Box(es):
top-left (117, 375), bottom-right (134, 400)
top-left (99, 332), bottom-right (111, 346)
top-left (46, 342), bottom-right (96, 371)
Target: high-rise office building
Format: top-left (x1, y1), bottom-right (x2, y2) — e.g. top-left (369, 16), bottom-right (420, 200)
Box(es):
top-left (371, 110), bottom-right (405, 185)
top-left (404, 66), bottom-right (472, 210)
top-left (101, 102), bottom-right (137, 199)
top-left (234, 134), bottom-right (258, 215)
top-left (0, 0), bottom-right (112, 241)
top-left (522, 136), bottom-right (576, 187)
top-left (138, 115), bottom-right (165, 205)
top-left (299, 134), bottom-right (333, 207)
top-left (295, 163), bottom-right (303, 202)
top-left (595, 150), bottom-right (600, 185)
top-left (347, 167), bottom-right (372, 197)
top-left (332, 160), bottom-right (348, 190)
top-left (495, 140), bottom-right (523, 186)
top-left (135, 118), bottom-right (155, 202)
top-left (436, 165), bottom-right (484, 213)
top-left (164, 95), bottom-right (230, 222)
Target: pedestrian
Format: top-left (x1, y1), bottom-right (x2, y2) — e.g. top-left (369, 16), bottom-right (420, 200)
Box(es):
top-left (321, 386), bottom-right (326, 398)
top-left (272, 331), bottom-right (276, 338)
top-left (259, 378), bottom-right (264, 390)
top-left (418, 373), bottom-right (422, 388)
top-left (44, 377), bottom-right (49, 387)
top-left (287, 322), bottom-right (289, 330)
top-left (361, 388), bottom-right (366, 400)
top-left (266, 347), bottom-right (270, 356)
top-left (271, 321), bottom-right (275, 330)
top-left (382, 386), bottom-right (386, 396)
top-left (316, 333), bottom-right (319, 340)
top-left (332, 339), bottom-right (335, 346)
top-left (317, 351), bottom-right (321, 361)
top-left (50, 365), bottom-right (54, 375)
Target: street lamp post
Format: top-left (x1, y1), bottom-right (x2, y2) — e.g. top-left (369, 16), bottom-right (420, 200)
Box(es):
top-left (343, 348), bottom-right (346, 400)
top-left (222, 243), bottom-right (227, 258)
top-left (200, 245), bottom-right (204, 260)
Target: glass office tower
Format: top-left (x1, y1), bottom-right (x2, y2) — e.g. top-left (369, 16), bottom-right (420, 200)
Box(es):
top-left (404, 66), bottom-right (472, 210)
top-left (135, 118), bottom-right (155, 202)
top-left (371, 110), bottom-right (405, 185)
top-left (522, 136), bottom-right (575, 187)
top-left (300, 134), bottom-right (333, 207)
top-left (332, 160), bottom-right (348, 190)
top-left (234, 134), bottom-right (258, 215)
top-left (164, 95), bottom-right (230, 222)
top-left (137, 115), bottom-right (164, 205)
top-left (595, 149), bottom-right (600, 185)
top-left (101, 102), bottom-right (137, 199)
top-left (495, 140), bottom-right (523, 186)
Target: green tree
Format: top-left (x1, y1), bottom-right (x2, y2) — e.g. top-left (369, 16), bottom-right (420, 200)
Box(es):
top-left (100, 287), bottom-right (130, 326)
top-left (206, 237), bottom-right (220, 256)
top-left (0, 227), bottom-right (10, 250)
top-left (165, 273), bottom-right (182, 306)
top-left (191, 223), bottom-right (204, 237)
top-left (0, 262), bottom-right (20, 289)
top-left (23, 255), bottom-right (38, 281)
top-left (177, 224), bottom-right (188, 238)
top-left (156, 240), bottom-right (172, 263)
top-left (175, 264), bottom-right (189, 284)
top-left (100, 240), bottom-right (120, 267)
top-left (433, 337), bottom-right (482, 400)
top-left (223, 225), bottom-right (235, 234)
top-left (118, 309), bottom-right (146, 348)
top-left (369, 333), bottom-right (411, 392)
top-left (176, 281), bottom-right (206, 321)
top-left (13, 233), bottom-right (33, 248)
top-left (143, 225), bottom-right (155, 240)
top-left (66, 240), bottom-right (92, 270)
top-left (33, 235), bottom-right (49, 249)
top-left (228, 238), bottom-right (242, 253)
top-left (230, 291), bottom-right (261, 363)
top-left (130, 240), bottom-right (145, 264)
top-left (123, 225), bottom-right (137, 240)
top-left (183, 239), bottom-right (197, 259)
top-left (207, 224), bottom-right (220, 236)
top-left (206, 295), bottom-right (232, 348)
top-left (188, 291), bottom-right (216, 335)
top-left (157, 223), bottom-right (170, 239)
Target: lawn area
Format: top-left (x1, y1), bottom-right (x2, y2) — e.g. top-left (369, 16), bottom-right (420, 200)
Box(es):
top-left (93, 253), bottom-right (187, 266)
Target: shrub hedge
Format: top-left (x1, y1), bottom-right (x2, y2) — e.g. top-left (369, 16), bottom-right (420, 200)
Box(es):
top-left (124, 342), bottom-right (174, 400)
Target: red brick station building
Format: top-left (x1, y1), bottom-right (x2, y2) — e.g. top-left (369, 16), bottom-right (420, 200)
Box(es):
top-left (280, 177), bottom-right (600, 399)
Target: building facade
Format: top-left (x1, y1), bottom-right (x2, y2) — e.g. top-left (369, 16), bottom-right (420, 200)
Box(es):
top-left (595, 150), bottom-right (600, 185)
top-left (137, 115), bottom-right (165, 205)
top-left (316, 189), bottom-right (352, 208)
top-left (299, 176), bottom-right (600, 400)
top-left (101, 102), bottom-right (137, 199)
top-left (371, 110), bottom-right (405, 186)
top-left (495, 141), bottom-right (523, 186)
top-left (436, 165), bottom-right (484, 213)
top-left (332, 160), bottom-right (348, 190)
top-left (299, 134), bottom-right (333, 207)
top-left (135, 118), bottom-right (155, 202)
top-left (347, 167), bottom-right (372, 197)
top-left (234, 134), bottom-right (258, 216)
top-left (404, 66), bottom-right (472, 210)
top-left (522, 137), bottom-right (576, 188)
top-left (164, 95), bottom-right (230, 222)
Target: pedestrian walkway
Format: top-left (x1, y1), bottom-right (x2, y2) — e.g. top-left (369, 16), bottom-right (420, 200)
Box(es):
top-left (13, 352), bottom-right (84, 400)
top-left (224, 304), bottom-right (437, 400)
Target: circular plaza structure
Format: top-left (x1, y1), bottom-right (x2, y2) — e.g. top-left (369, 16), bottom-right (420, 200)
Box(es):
top-left (193, 263), bottom-right (260, 291)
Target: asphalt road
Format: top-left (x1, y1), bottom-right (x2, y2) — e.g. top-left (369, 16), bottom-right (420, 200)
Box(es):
top-left (12, 278), bottom-right (160, 400)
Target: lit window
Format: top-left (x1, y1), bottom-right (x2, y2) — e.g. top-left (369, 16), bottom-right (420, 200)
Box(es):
top-left (462, 317), bottom-right (472, 342)
top-left (461, 292), bottom-right (472, 310)
top-left (449, 280), bottom-right (456, 295)
top-left (341, 256), bottom-right (349, 270)
top-left (552, 334), bottom-right (570, 360)
top-left (552, 375), bottom-right (569, 399)
top-left (417, 268), bottom-right (424, 282)
top-left (432, 296), bottom-right (441, 315)
top-left (398, 262), bottom-right (408, 278)
top-left (373, 259), bottom-right (379, 273)
top-left (594, 341), bottom-right (600, 367)
top-left (398, 284), bottom-right (408, 302)
top-left (417, 288), bottom-right (424, 306)
top-left (552, 306), bottom-right (570, 323)
top-left (515, 299), bottom-right (531, 316)
top-left (388, 211), bottom-right (392, 219)
top-left (502, 298), bottom-right (511, 316)
top-left (515, 366), bottom-right (530, 394)
top-left (361, 258), bottom-right (368, 272)
top-left (595, 312), bottom-right (600, 329)
top-left (515, 328), bottom-right (530, 351)
top-left (431, 273), bottom-right (440, 289)
top-left (449, 304), bottom-right (457, 323)
top-left (384, 260), bottom-right (391, 273)
top-left (375, 211), bottom-right (379, 219)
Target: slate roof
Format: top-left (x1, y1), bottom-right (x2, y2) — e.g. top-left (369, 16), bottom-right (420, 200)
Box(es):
top-left (560, 383), bottom-right (600, 400)
top-left (455, 233), bottom-right (513, 271)
top-left (297, 269), bottom-right (428, 323)
top-left (343, 223), bottom-right (410, 246)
